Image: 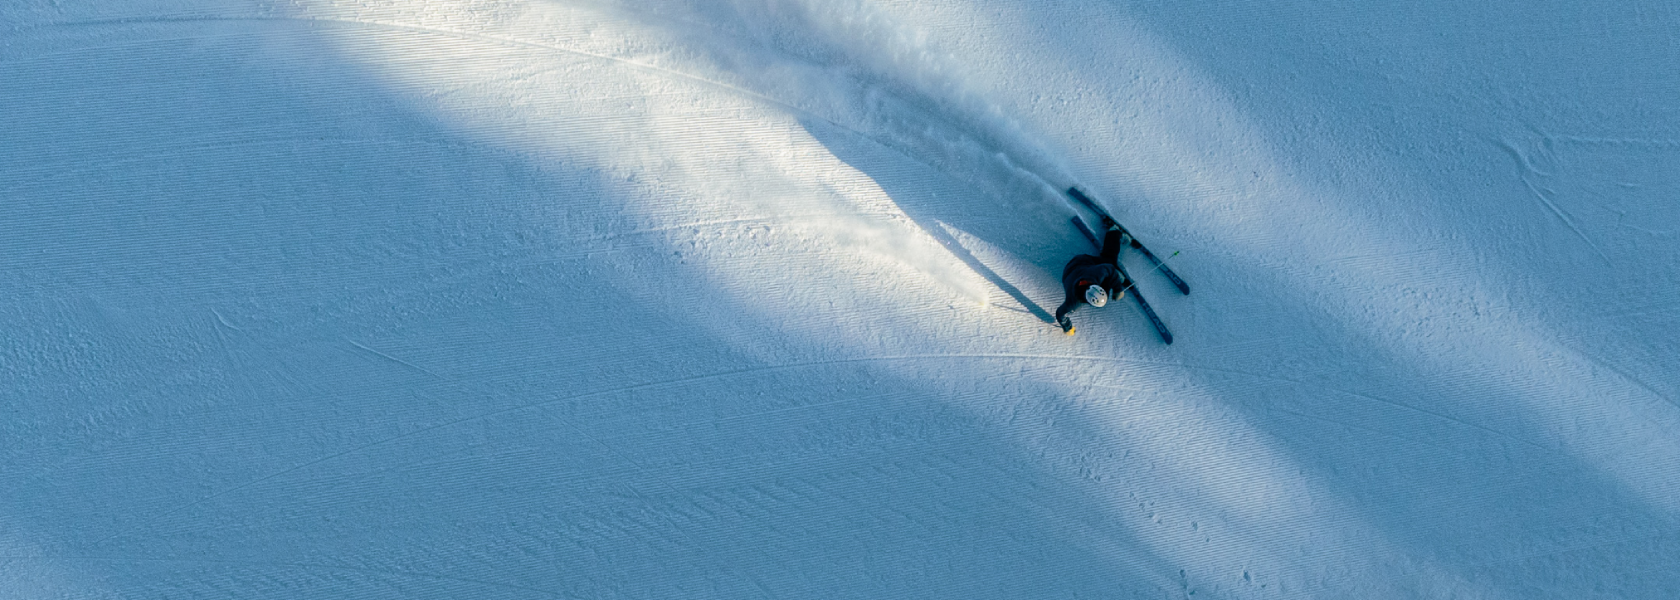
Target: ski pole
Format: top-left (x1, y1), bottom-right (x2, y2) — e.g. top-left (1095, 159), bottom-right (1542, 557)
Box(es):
top-left (1116, 250), bottom-right (1180, 296)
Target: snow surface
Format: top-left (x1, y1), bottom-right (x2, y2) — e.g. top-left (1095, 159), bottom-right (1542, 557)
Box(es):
top-left (5, 0), bottom-right (1679, 597)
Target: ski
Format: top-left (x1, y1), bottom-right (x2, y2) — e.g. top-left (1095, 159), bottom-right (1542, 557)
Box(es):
top-left (1121, 268), bottom-right (1174, 345)
top-left (1072, 215), bottom-right (1174, 344)
top-left (1071, 216), bottom-right (1101, 248)
top-left (1066, 187), bottom-right (1190, 295)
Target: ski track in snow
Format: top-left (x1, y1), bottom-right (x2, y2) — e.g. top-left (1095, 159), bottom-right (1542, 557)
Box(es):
top-left (3, 137), bottom-right (534, 197)
top-left (7, 0), bottom-right (1680, 598)
top-left (1497, 138), bottom-right (1616, 266)
top-left (13, 12), bottom-right (1066, 201)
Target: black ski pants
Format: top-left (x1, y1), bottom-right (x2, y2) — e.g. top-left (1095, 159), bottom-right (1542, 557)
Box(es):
top-left (1100, 227), bottom-right (1125, 265)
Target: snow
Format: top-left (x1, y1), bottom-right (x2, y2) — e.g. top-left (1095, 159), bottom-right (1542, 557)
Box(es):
top-left (4, 0), bottom-right (1678, 597)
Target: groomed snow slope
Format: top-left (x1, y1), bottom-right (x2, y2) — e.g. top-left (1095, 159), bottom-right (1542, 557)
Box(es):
top-left (5, 0), bottom-right (1679, 597)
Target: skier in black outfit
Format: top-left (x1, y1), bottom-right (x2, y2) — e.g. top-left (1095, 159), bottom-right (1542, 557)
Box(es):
top-left (1055, 216), bottom-right (1131, 335)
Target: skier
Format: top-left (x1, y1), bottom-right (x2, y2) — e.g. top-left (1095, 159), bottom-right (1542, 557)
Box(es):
top-left (1055, 216), bottom-right (1131, 335)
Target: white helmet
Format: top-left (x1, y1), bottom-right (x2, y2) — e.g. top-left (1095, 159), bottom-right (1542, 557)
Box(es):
top-left (1085, 284), bottom-right (1108, 307)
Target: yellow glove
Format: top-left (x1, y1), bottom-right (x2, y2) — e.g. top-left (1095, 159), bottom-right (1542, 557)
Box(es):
top-left (1065, 326), bottom-right (1076, 336)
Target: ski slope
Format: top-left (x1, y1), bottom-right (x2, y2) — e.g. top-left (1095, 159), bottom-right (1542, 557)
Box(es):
top-left (4, 0), bottom-right (1678, 597)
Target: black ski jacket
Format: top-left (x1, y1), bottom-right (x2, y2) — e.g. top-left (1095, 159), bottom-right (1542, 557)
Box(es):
top-left (1054, 255), bottom-right (1124, 332)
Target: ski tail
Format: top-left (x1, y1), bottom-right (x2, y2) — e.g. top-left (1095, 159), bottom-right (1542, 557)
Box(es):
top-left (1071, 216), bottom-right (1101, 249)
top-left (1066, 187), bottom-right (1108, 219)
